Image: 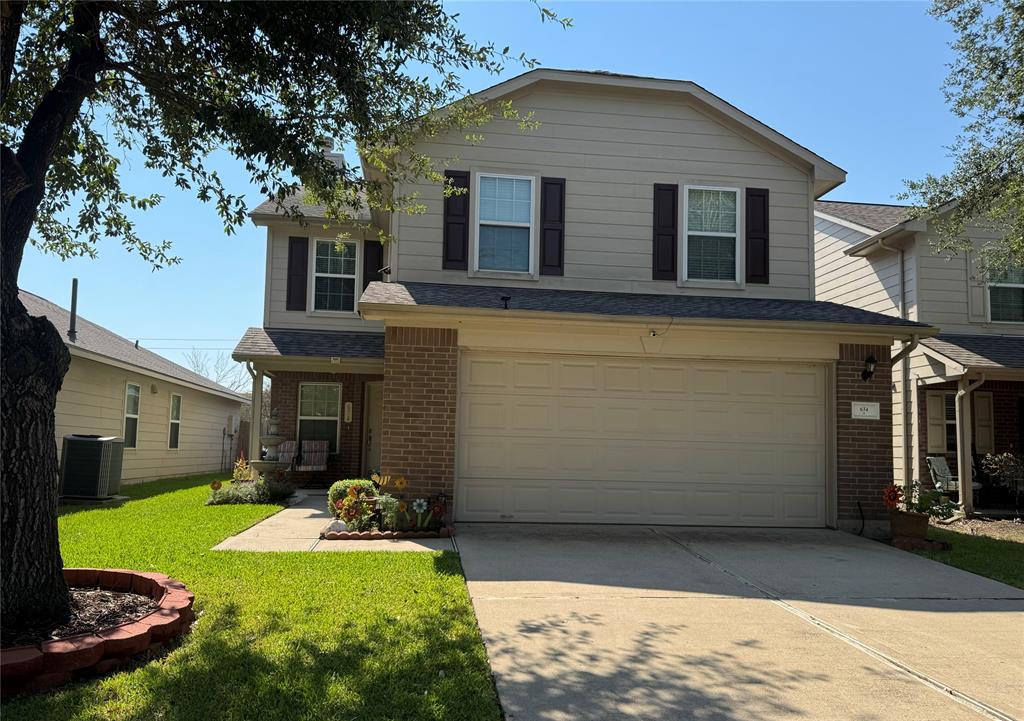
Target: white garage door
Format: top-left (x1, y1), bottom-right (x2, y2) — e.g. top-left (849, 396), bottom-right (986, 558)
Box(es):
top-left (456, 352), bottom-right (829, 526)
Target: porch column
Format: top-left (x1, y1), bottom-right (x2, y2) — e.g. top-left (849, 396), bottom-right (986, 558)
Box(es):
top-left (955, 375), bottom-right (986, 514)
top-left (249, 367), bottom-right (264, 462)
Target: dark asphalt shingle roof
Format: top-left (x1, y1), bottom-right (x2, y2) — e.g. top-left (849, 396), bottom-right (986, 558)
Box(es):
top-left (233, 327), bottom-right (384, 359)
top-left (360, 282), bottom-right (929, 329)
top-left (19, 290), bottom-right (248, 400)
top-left (922, 334), bottom-right (1024, 370)
top-left (815, 201), bottom-right (912, 232)
top-left (251, 190), bottom-right (370, 222)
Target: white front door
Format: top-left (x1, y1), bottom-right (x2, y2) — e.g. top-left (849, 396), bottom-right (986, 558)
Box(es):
top-left (456, 351), bottom-right (828, 526)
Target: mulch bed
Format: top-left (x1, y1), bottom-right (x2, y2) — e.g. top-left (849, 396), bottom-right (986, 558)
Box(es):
top-left (933, 516), bottom-right (1024, 543)
top-left (1, 588), bottom-right (158, 649)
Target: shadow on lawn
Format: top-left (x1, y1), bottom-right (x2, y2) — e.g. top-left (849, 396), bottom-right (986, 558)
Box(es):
top-left (5, 590), bottom-right (500, 721)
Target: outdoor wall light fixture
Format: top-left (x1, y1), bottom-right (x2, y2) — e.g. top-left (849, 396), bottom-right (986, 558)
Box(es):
top-left (861, 355), bottom-right (877, 382)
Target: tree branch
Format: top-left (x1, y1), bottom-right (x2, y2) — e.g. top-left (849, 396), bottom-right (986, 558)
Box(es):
top-left (0, 0), bottom-right (26, 105)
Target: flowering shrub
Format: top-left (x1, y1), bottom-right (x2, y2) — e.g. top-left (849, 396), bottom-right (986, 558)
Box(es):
top-left (882, 482), bottom-right (957, 519)
top-left (326, 478), bottom-right (447, 531)
top-left (232, 455), bottom-right (252, 483)
top-left (327, 479), bottom-right (378, 517)
top-left (207, 476), bottom-right (294, 505)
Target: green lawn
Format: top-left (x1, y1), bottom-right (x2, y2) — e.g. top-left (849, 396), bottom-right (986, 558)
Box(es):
top-left (4, 476), bottom-right (501, 721)
top-left (913, 527), bottom-right (1024, 590)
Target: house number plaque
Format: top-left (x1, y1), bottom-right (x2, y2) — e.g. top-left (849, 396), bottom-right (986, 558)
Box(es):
top-left (851, 402), bottom-right (880, 420)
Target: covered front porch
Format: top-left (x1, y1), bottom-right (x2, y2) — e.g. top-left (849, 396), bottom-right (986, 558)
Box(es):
top-left (233, 327), bottom-right (385, 486)
top-left (916, 334), bottom-right (1024, 515)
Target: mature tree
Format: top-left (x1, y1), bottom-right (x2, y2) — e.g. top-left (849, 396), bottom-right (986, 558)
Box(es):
top-left (904, 0), bottom-right (1023, 275)
top-left (1, 0), bottom-right (567, 633)
top-left (184, 349), bottom-right (249, 393)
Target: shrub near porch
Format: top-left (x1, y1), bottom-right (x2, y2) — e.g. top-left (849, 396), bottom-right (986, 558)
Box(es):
top-left (3, 475), bottom-right (500, 721)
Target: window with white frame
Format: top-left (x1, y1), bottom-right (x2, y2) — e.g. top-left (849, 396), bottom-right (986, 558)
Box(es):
top-left (476, 174), bottom-right (533, 273)
top-left (313, 239), bottom-right (357, 312)
top-left (123, 383), bottom-right (140, 448)
top-left (684, 187), bottom-right (739, 282)
top-left (298, 383), bottom-right (341, 452)
top-left (989, 268), bottom-right (1024, 322)
top-left (168, 393), bottom-right (182, 449)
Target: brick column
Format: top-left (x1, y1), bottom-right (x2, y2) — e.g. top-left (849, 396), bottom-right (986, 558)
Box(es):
top-left (836, 343), bottom-right (893, 537)
top-left (380, 327), bottom-right (458, 506)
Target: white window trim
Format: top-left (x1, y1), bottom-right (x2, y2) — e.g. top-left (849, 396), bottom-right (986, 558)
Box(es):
top-left (680, 184), bottom-right (743, 286)
top-left (986, 278), bottom-right (1024, 324)
top-left (308, 238), bottom-right (360, 316)
top-left (168, 393), bottom-right (182, 450)
top-left (471, 172), bottom-right (537, 276)
top-left (943, 391), bottom-right (957, 455)
top-left (296, 382), bottom-right (342, 452)
top-left (123, 382), bottom-right (141, 450)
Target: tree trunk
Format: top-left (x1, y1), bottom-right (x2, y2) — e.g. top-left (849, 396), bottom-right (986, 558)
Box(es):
top-left (1, 296), bottom-right (71, 632)
top-left (0, 2), bottom-right (105, 635)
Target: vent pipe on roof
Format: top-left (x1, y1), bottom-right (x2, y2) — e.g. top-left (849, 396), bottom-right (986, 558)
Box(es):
top-left (67, 278), bottom-right (78, 342)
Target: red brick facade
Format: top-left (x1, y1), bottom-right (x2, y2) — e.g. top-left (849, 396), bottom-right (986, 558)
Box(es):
top-left (271, 371), bottom-right (383, 483)
top-left (379, 327), bottom-right (458, 506)
top-left (836, 344), bottom-right (893, 525)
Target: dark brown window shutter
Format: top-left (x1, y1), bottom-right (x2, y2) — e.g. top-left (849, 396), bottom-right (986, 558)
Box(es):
top-left (362, 239), bottom-right (384, 291)
top-left (745, 188), bottom-right (769, 284)
top-left (652, 184), bottom-right (677, 280)
top-left (443, 170), bottom-right (470, 270)
top-left (286, 236), bottom-right (309, 311)
top-left (540, 177), bottom-right (565, 276)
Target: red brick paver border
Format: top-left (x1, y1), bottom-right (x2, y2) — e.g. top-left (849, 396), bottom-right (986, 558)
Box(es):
top-left (0, 568), bottom-right (195, 698)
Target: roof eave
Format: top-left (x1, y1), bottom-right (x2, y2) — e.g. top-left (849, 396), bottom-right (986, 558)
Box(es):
top-left (357, 301), bottom-right (935, 340)
top-left (846, 219), bottom-right (927, 257)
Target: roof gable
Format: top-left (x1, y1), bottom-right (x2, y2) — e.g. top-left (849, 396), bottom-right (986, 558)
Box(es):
top-left (471, 69), bottom-right (846, 197)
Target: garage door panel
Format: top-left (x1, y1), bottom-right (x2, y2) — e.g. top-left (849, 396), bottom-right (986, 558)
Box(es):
top-left (457, 352), bottom-right (828, 526)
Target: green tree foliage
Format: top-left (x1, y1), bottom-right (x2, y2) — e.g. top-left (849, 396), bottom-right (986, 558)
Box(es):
top-left (0, 0), bottom-right (568, 633)
top-left (903, 0), bottom-right (1023, 276)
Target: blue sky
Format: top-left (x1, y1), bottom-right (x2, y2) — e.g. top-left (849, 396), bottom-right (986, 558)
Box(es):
top-left (19, 1), bottom-right (957, 374)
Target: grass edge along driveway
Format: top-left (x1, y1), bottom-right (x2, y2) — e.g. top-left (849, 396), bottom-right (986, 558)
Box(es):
top-left (3, 475), bottom-right (501, 721)
top-left (913, 526), bottom-right (1024, 590)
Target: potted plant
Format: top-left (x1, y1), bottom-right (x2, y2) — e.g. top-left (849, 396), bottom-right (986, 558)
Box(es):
top-left (883, 482), bottom-right (957, 539)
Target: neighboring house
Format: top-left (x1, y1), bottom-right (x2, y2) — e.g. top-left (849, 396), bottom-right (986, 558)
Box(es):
top-left (21, 289), bottom-right (249, 484)
top-left (815, 200), bottom-right (1023, 512)
top-left (234, 69), bottom-right (931, 535)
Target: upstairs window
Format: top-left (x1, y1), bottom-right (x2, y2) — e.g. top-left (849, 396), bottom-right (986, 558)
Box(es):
top-left (168, 394), bottom-right (182, 449)
top-left (476, 174), bottom-right (533, 273)
top-left (990, 268), bottom-right (1024, 322)
top-left (298, 383), bottom-right (341, 452)
top-left (123, 383), bottom-right (140, 449)
top-left (684, 187), bottom-right (739, 282)
top-left (313, 240), bottom-right (357, 312)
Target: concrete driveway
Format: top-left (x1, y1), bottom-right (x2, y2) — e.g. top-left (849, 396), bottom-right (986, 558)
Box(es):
top-left (456, 525), bottom-right (1024, 721)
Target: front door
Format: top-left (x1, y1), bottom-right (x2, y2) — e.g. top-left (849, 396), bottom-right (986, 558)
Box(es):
top-left (362, 381), bottom-right (383, 476)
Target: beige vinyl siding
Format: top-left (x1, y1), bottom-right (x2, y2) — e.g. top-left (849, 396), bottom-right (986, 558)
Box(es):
top-left (55, 356), bottom-right (245, 483)
top-left (814, 217), bottom-right (904, 317)
top-left (263, 225), bottom-right (384, 333)
top-left (393, 85), bottom-right (814, 299)
top-left (914, 222), bottom-right (1024, 334)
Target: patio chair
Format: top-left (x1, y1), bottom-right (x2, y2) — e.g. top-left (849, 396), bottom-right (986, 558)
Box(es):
top-left (296, 440), bottom-right (329, 472)
top-left (276, 440), bottom-right (297, 469)
top-left (926, 456), bottom-right (957, 493)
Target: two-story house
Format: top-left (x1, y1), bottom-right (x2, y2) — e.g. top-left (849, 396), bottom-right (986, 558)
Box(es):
top-left (233, 69), bottom-right (929, 536)
top-left (815, 200), bottom-right (1024, 512)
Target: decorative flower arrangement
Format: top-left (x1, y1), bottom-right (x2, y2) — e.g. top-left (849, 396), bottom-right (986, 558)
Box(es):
top-left (325, 478), bottom-right (447, 533)
top-left (210, 480), bottom-right (222, 491)
top-left (232, 454), bottom-right (251, 483)
top-left (882, 482), bottom-right (957, 519)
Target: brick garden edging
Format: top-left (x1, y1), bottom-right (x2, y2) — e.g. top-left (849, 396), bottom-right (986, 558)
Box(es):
top-left (321, 527), bottom-right (453, 541)
top-left (0, 568), bottom-right (195, 698)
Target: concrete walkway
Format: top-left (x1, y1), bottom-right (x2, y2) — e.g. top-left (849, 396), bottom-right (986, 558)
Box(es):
top-left (458, 524), bottom-right (1024, 721)
top-left (212, 493), bottom-right (454, 552)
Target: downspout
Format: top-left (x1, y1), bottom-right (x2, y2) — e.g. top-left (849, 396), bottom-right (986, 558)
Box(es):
top-left (877, 239), bottom-right (916, 489)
